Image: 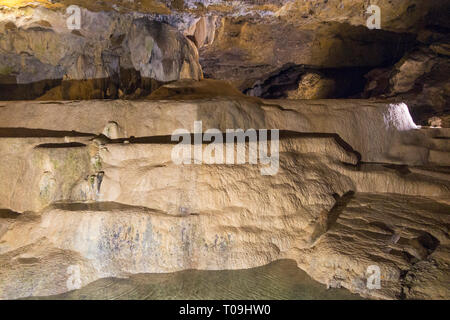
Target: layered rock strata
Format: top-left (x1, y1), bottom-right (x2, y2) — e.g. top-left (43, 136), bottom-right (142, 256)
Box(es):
top-left (0, 88), bottom-right (449, 299)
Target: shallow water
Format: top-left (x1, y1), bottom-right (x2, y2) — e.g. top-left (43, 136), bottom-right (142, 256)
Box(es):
top-left (35, 260), bottom-right (362, 300)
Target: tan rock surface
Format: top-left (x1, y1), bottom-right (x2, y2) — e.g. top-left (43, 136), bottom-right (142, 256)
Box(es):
top-left (0, 0), bottom-right (449, 302)
top-left (2, 1), bottom-right (447, 95)
top-left (289, 192), bottom-right (450, 299)
top-left (286, 73), bottom-right (336, 99)
top-left (1, 88), bottom-right (448, 166)
top-left (0, 91), bottom-right (449, 299)
top-left (0, 7), bottom-right (202, 99)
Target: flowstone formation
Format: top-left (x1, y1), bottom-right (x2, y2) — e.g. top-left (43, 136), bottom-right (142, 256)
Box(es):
top-left (0, 83), bottom-right (449, 299)
top-left (0, 0), bottom-right (449, 300)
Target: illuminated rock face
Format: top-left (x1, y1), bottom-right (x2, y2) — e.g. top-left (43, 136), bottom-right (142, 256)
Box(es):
top-left (1, 1), bottom-right (448, 123)
top-left (0, 90), bottom-right (449, 300)
top-left (0, 1), bottom-right (449, 301)
top-left (1, 1), bottom-right (448, 97)
top-left (363, 41), bottom-right (450, 127)
top-left (0, 8), bottom-right (203, 99)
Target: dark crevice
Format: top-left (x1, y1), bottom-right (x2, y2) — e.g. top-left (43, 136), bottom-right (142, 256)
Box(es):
top-left (35, 142), bottom-right (87, 148)
top-left (0, 128), bottom-right (94, 138)
top-left (398, 232), bottom-right (441, 299)
top-left (244, 64), bottom-right (373, 99)
top-left (369, 221), bottom-right (395, 234)
top-left (382, 164), bottom-right (412, 175)
top-left (0, 209), bottom-right (21, 219)
top-left (102, 130), bottom-right (360, 158)
top-left (0, 69), bottom-right (164, 101)
top-left (416, 232), bottom-right (440, 253)
top-left (310, 191), bottom-right (355, 243)
top-left (327, 191), bottom-right (356, 230)
top-left (49, 201), bottom-right (166, 215)
top-left (398, 269), bottom-right (409, 300)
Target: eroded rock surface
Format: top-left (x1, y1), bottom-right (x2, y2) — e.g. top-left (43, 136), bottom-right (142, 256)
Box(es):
top-left (0, 7), bottom-right (202, 100)
top-left (0, 0), bottom-right (449, 301)
top-left (0, 88), bottom-right (449, 299)
top-left (1, 1), bottom-right (449, 98)
top-left (363, 38), bottom-right (450, 127)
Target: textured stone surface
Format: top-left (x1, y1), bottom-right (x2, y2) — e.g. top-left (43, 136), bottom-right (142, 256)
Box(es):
top-left (0, 0), bottom-right (449, 301)
top-left (286, 73), bottom-right (336, 99)
top-left (291, 192), bottom-right (450, 300)
top-left (0, 91), bottom-right (449, 299)
top-left (1, 88), bottom-right (448, 167)
top-left (2, 1), bottom-right (448, 95)
top-left (363, 39), bottom-right (450, 127)
top-left (0, 7), bottom-right (202, 99)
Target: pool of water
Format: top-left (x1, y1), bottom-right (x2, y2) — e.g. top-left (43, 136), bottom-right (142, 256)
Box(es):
top-left (35, 260), bottom-right (363, 300)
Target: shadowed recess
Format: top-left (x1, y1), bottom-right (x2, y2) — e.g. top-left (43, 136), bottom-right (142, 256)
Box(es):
top-left (0, 128), bottom-right (94, 138)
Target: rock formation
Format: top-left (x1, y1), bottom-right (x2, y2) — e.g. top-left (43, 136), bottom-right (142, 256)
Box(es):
top-left (0, 6), bottom-right (203, 100)
top-left (0, 0), bottom-right (449, 300)
top-left (0, 85), bottom-right (449, 299)
top-left (363, 38), bottom-right (450, 127)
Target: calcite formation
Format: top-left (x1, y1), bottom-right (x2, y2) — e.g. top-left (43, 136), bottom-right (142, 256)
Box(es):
top-left (0, 0), bottom-right (449, 301)
top-left (0, 84), bottom-right (449, 299)
top-left (0, 6), bottom-right (203, 100)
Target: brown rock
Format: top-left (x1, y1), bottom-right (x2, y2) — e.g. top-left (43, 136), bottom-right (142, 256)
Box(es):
top-left (287, 73), bottom-right (336, 99)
